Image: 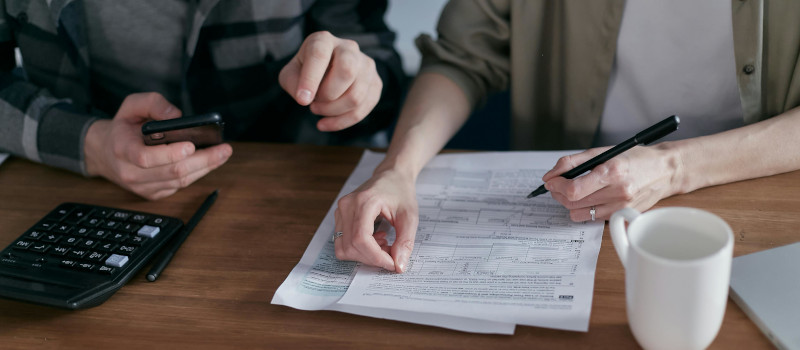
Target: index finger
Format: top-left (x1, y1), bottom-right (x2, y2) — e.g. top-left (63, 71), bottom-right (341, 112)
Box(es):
top-left (342, 200), bottom-right (395, 270)
top-left (129, 141), bottom-right (196, 169)
top-left (542, 147), bottom-right (609, 181)
top-left (295, 32), bottom-right (336, 105)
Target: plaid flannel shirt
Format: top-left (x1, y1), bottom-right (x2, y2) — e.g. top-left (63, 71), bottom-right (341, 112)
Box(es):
top-left (0, 0), bottom-right (405, 175)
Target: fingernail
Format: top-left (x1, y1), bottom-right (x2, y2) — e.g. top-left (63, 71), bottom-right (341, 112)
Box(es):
top-left (164, 105), bottom-right (175, 116)
top-left (219, 147), bottom-right (231, 160)
top-left (183, 146), bottom-right (191, 157)
top-left (396, 250), bottom-right (410, 273)
top-left (297, 89), bottom-right (312, 104)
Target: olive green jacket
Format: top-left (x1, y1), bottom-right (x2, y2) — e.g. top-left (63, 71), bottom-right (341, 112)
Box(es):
top-left (417, 0), bottom-right (800, 150)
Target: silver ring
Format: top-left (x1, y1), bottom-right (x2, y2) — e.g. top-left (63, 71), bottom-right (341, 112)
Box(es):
top-left (332, 231), bottom-right (343, 243)
top-left (590, 206), bottom-right (596, 221)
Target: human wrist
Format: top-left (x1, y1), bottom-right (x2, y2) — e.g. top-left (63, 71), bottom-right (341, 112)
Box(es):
top-left (373, 157), bottom-right (418, 184)
top-left (655, 140), bottom-right (691, 196)
top-left (84, 119), bottom-right (110, 177)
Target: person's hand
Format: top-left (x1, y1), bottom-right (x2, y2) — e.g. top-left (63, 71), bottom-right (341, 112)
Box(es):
top-left (542, 143), bottom-right (682, 221)
top-left (84, 92), bottom-right (233, 200)
top-left (278, 31), bottom-right (382, 132)
top-left (334, 168), bottom-right (419, 273)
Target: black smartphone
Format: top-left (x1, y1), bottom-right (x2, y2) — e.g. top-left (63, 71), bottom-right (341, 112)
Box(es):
top-left (142, 113), bottom-right (224, 148)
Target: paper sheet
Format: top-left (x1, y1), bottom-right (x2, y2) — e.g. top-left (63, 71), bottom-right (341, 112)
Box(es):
top-left (0, 153), bottom-right (8, 167)
top-left (271, 151), bottom-right (515, 334)
top-left (272, 150), bottom-right (604, 333)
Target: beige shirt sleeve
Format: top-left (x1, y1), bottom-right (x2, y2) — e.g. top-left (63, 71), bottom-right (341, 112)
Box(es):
top-left (415, 0), bottom-right (511, 109)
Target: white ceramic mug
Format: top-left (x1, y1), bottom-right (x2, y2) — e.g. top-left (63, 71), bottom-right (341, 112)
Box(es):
top-left (610, 207), bottom-right (734, 350)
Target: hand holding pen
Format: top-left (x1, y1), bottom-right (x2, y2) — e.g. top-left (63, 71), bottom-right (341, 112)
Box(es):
top-left (534, 116), bottom-right (680, 222)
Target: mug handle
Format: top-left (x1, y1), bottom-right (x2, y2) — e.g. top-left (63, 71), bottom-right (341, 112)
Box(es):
top-left (609, 207), bottom-right (641, 269)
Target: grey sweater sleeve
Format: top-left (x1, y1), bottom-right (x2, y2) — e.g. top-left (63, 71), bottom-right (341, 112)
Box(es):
top-left (0, 72), bottom-right (98, 175)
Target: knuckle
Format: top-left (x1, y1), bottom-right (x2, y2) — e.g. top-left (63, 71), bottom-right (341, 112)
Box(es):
top-left (143, 92), bottom-right (163, 106)
top-left (113, 143), bottom-right (127, 159)
top-left (556, 156), bottom-right (572, 168)
top-left (311, 30), bottom-right (334, 41)
top-left (564, 185), bottom-right (581, 202)
top-left (401, 239), bottom-right (415, 251)
top-left (118, 171), bottom-right (138, 184)
top-left (605, 160), bottom-right (627, 179)
top-left (353, 190), bottom-right (374, 205)
top-left (170, 162), bottom-right (190, 179)
top-left (344, 92), bottom-right (361, 109)
top-left (177, 175), bottom-right (193, 188)
top-left (133, 152), bottom-right (150, 168)
top-left (307, 43), bottom-right (330, 61)
top-left (336, 55), bottom-right (358, 81)
top-left (569, 210), bottom-right (582, 222)
top-left (341, 39), bottom-right (359, 51)
top-left (621, 183), bottom-right (636, 201)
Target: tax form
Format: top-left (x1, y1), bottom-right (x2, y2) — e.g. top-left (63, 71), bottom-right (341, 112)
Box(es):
top-left (272, 150), bottom-right (604, 333)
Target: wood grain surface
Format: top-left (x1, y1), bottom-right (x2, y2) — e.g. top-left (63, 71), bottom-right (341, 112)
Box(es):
top-left (0, 143), bottom-right (790, 349)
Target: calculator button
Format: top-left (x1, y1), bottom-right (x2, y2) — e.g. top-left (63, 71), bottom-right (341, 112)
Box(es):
top-left (97, 265), bottom-right (116, 274)
top-left (26, 230), bottom-right (47, 240)
top-left (44, 207), bottom-right (73, 222)
top-left (93, 230), bottom-right (113, 239)
top-left (75, 227), bottom-right (93, 237)
top-left (137, 225), bottom-right (160, 238)
top-left (41, 234), bottom-right (61, 243)
top-left (111, 211), bottom-right (131, 221)
top-left (86, 251), bottom-right (106, 262)
top-left (62, 237), bottom-right (82, 246)
top-left (148, 217), bottom-right (167, 227)
top-left (34, 221), bottom-right (58, 231)
top-left (109, 232), bottom-right (129, 242)
top-left (79, 239), bottom-right (98, 249)
top-left (84, 217), bottom-right (104, 227)
top-left (76, 262), bottom-right (96, 271)
top-left (126, 236), bottom-right (148, 245)
top-left (116, 245), bottom-right (137, 255)
top-left (67, 249), bottom-right (88, 259)
top-left (64, 209), bottom-right (92, 224)
top-left (50, 246), bottom-right (71, 256)
top-left (53, 224), bottom-right (73, 234)
top-left (97, 242), bottom-right (117, 252)
top-left (59, 259), bottom-right (78, 268)
top-left (105, 254), bottom-right (129, 267)
top-left (119, 223), bottom-right (140, 233)
top-left (102, 220), bottom-right (121, 230)
top-left (13, 240), bottom-right (34, 250)
top-left (130, 214), bottom-right (149, 223)
top-left (29, 243), bottom-right (50, 253)
top-left (94, 208), bottom-right (113, 218)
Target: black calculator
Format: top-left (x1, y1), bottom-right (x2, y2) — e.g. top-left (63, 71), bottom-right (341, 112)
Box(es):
top-left (0, 203), bottom-right (183, 309)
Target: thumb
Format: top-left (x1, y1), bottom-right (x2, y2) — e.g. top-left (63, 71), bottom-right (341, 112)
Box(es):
top-left (391, 208), bottom-right (419, 273)
top-left (117, 92), bottom-right (182, 123)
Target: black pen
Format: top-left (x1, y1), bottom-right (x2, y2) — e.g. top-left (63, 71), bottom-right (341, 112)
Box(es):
top-left (527, 116), bottom-right (680, 198)
top-left (146, 190), bottom-right (218, 282)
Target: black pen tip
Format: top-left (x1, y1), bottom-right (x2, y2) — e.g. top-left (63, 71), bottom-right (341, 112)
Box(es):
top-left (146, 274), bottom-right (157, 282)
top-left (527, 185), bottom-right (548, 198)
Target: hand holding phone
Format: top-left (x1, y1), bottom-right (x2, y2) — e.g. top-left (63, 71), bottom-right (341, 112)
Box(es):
top-left (142, 113), bottom-right (224, 148)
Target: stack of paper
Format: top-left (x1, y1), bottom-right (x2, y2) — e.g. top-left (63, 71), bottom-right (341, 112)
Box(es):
top-left (272, 151), bottom-right (604, 334)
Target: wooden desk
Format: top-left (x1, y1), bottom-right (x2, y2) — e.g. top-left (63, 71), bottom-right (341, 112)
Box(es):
top-left (0, 143), bottom-right (790, 349)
